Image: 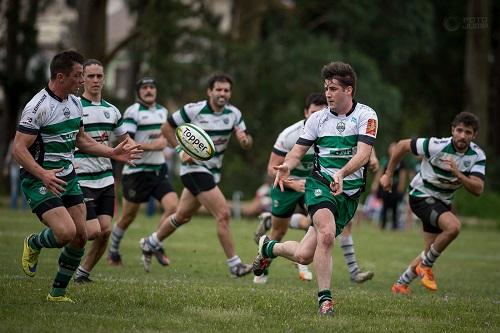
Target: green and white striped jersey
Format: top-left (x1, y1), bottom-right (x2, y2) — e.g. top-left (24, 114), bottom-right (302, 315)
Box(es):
top-left (17, 87), bottom-right (83, 179)
top-left (74, 97), bottom-right (126, 188)
top-left (297, 102), bottom-right (378, 197)
top-left (122, 102), bottom-right (168, 175)
top-left (168, 100), bottom-right (247, 183)
top-left (273, 119), bottom-right (314, 179)
top-left (409, 137), bottom-right (486, 204)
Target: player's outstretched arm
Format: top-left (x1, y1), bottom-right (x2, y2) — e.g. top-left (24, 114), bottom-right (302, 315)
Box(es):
top-left (380, 139), bottom-right (411, 193)
top-left (274, 144), bottom-right (309, 191)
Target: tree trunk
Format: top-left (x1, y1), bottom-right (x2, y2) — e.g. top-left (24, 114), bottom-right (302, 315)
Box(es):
top-left (464, 0), bottom-right (491, 147)
top-left (77, 0), bottom-right (107, 60)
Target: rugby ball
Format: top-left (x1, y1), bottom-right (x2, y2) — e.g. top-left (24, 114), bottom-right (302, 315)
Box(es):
top-left (175, 123), bottom-right (215, 161)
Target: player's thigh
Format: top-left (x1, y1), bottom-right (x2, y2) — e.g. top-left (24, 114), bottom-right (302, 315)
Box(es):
top-left (196, 186), bottom-right (230, 221)
top-left (176, 188), bottom-right (201, 220)
top-left (160, 191), bottom-right (178, 215)
top-left (121, 197), bottom-right (141, 220)
top-left (41, 206), bottom-right (77, 242)
top-left (67, 203), bottom-right (88, 242)
top-left (437, 211), bottom-right (461, 234)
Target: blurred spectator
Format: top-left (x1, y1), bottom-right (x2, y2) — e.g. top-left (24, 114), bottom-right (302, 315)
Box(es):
top-left (3, 139), bottom-right (27, 210)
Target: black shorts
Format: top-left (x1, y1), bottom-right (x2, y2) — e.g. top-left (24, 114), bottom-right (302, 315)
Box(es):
top-left (181, 172), bottom-right (216, 196)
top-left (409, 195), bottom-right (451, 234)
top-left (81, 184), bottom-right (115, 220)
top-left (122, 166), bottom-right (174, 203)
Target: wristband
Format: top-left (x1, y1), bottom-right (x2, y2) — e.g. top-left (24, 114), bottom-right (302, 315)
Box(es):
top-left (175, 145), bottom-right (184, 154)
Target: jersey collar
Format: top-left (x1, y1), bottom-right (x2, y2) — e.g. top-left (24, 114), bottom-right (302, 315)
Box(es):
top-left (330, 100), bottom-right (357, 117)
top-left (45, 86), bottom-right (63, 102)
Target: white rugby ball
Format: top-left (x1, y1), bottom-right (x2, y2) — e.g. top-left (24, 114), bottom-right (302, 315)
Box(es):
top-left (175, 123), bottom-right (215, 161)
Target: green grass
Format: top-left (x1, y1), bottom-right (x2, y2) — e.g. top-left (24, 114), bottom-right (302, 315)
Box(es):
top-left (1, 207), bottom-right (499, 333)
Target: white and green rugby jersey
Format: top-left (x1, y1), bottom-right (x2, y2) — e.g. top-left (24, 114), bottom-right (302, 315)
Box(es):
top-left (297, 102), bottom-right (378, 197)
top-left (168, 100), bottom-right (247, 183)
top-left (409, 137), bottom-right (486, 204)
top-left (74, 97), bottom-right (127, 188)
top-left (17, 87), bottom-right (83, 179)
top-left (273, 119), bottom-right (314, 179)
top-left (122, 102), bottom-right (168, 175)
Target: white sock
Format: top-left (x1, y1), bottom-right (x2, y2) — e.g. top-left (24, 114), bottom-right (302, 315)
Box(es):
top-left (289, 214), bottom-right (302, 229)
top-left (227, 255), bottom-right (241, 268)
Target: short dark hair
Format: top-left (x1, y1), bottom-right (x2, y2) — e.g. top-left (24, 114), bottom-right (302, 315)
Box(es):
top-left (83, 59), bottom-right (103, 70)
top-left (207, 73), bottom-right (233, 90)
top-left (321, 62), bottom-right (357, 96)
top-left (305, 93), bottom-right (327, 109)
top-left (50, 50), bottom-right (85, 79)
top-left (452, 111), bottom-right (480, 132)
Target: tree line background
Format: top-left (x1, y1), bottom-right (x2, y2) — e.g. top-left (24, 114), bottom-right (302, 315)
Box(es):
top-left (1, 0), bottom-right (498, 198)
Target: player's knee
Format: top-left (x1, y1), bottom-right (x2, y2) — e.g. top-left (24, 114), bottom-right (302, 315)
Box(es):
top-left (55, 226), bottom-right (77, 245)
top-left (318, 232), bottom-right (335, 248)
top-left (216, 208), bottom-right (231, 224)
top-left (447, 223), bottom-right (461, 238)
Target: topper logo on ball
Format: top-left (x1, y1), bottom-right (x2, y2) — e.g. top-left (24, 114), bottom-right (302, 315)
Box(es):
top-left (182, 126), bottom-right (209, 154)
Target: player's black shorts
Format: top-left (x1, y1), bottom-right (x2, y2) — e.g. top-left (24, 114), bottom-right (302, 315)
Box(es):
top-left (81, 184), bottom-right (115, 221)
top-left (181, 172), bottom-right (216, 196)
top-left (122, 165), bottom-right (174, 203)
top-left (409, 195), bottom-right (451, 234)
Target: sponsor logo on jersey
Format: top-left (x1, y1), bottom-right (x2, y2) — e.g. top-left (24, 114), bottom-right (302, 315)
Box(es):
top-left (63, 107), bottom-right (71, 118)
top-left (336, 121), bottom-right (345, 133)
top-left (351, 117), bottom-right (357, 124)
top-left (32, 95), bottom-right (47, 114)
top-left (366, 119), bottom-right (377, 136)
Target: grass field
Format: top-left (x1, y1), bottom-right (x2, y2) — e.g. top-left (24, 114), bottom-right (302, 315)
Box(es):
top-left (1, 207), bottom-right (499, 333)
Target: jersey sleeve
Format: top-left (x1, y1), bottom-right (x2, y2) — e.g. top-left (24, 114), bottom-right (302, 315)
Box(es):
top-left (112, 105), bottom-right (127, 137)
top-left (296, 112), bottom-right (319, 146)
top-left (231, 106), bottom-right (247, 132)
top-left (273, 130), bottom-right (290, 156)
top-left (123, 105), bottom-right (138, 135)
top-left (170, 103), bottom-right (199, 126)
top-left (357, 107), bottom-right (378, 145)
top-left (470, 147), bottom-right (486, 180)
top-left (17, 96), bottom-right (47, 135)
top-left (410, 137), bottom-right (444, 159)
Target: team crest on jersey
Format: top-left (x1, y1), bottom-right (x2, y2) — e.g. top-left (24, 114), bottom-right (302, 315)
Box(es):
top-left (336, 121), bottom-right (346, 133)
top-left (63, 107), bottom-right (71, 118)
top-left (464, 160), bottom-right (471, 167)
top-left (273, 200), bottom-right (280, 208)
top-left (104, 111), bottom-right (110, 119)
top-left (314, 188), bottom-right (322, 197)
top-left (223, 118), bottom-right (229, 125)
top-left (39, 187), bottom-right (47, 195)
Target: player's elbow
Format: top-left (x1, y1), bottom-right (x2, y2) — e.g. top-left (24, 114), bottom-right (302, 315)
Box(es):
top-left (472, 184), bottom-right (484, 196)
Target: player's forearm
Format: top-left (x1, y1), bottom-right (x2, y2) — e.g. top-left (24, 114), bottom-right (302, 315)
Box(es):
top-left (76, 133), bottom-right (113, 158)
top-left (457, 173), bottom-right (484, 196)
top-left (161, 123), bottom-right (178, 148)
top-left (385, 139), bottom-right (411, 176)
top-left (337, 150), bottom-right (371, 178)
top-left (12, 145), bottom-right (47, 180)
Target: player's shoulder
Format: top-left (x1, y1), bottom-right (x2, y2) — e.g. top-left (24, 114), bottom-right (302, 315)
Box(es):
top-left (183, 100), bottom-right (207, 112)
top-left (124, 102), bottom-right (140, 114)
top-left (469, 141), bottom-right (486, 159)
top-left (224, 103), bottom-right (242, 115)
top-left (429, 136), bottom-right (451, 146)
top-left (281, 119), bottom-right (304, 135)
top-left (354, 102), bottom-right (377, 117)
top-left (24, 89), bottom-right (51, 112)
top-left (69, 94), bottom-right (82, 109)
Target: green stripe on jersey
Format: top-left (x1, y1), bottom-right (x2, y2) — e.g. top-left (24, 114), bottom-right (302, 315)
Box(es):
top-left (44, 141), bottom-right (76, 153)
top-left (137, 123), bottom-right (161, 131)
top-left (290, 169), bottom-right (311, 178)
top-left (318, 156), bottom-right (349, 169)
top-left (199, 107), bottom-right (231, 115)
top-left (77, 169), bottom-right (113, 181)
top-left (124, 118), bottom-right (137, 125)
top-left (127, 164), bottom-right (164, 171)
top-left (430, 163), bottom-right (454, 178)
top-left (423, 139), bottom-right (430, 158)
top-left (74, 151), bottom-right (98, 158)
top-left (41, 118), bottom-right (81, 135)
top-left (316, 135), bottom-right (358, 149)
top-left (84, 123), bottom-right (114, 132)
top-left (206, 129), bottom-right (232, 136)
top-left (180, 107), bottom-right (190, 123)
top-left (42, 160), bottom-right (72, 170)
top-left (423, 180), bottom-right (455, 194)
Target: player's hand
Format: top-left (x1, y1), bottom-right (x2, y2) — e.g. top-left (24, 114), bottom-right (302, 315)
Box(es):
top-left (112, 140), bottom-right (143, 166)
top-left (41, 168), bottom-right (67, 196)
top-left (369, 155), bottom-right (379, 173)
top-left (179, 150), bottom-right (194, 163)
top-left (440, 157), bottom-right (459, 177)
top-left (273, 163), bottom-right (291, 192)
top-left (330, 172), bottom-right (344, 196)
top-left (234, 128), bottom-right (252, 150)
top-left (379, 173), bottom-right (393, 193)
top-left (283, 178), bottom-right (305, 193)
